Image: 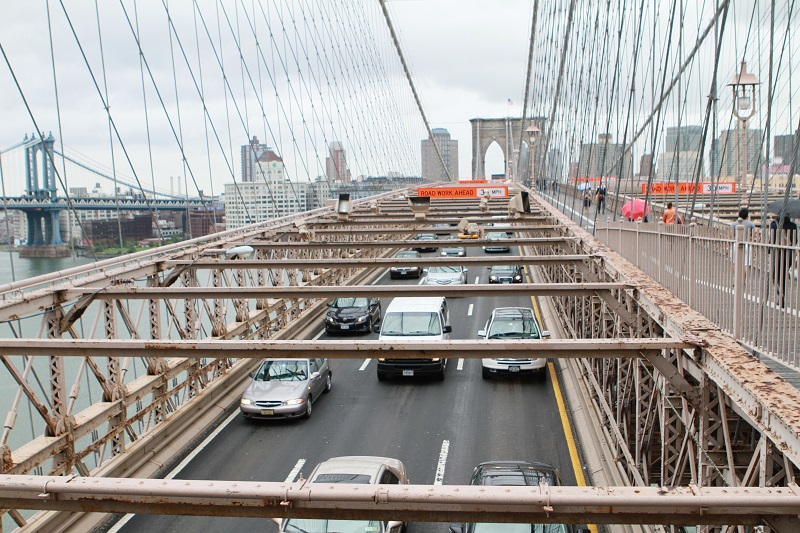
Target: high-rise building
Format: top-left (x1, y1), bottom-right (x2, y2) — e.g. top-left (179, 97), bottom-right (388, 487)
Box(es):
top-left (774, 134), bottom-right (797, 165)
top-left (665, 125), bottom-right (704, 153)
top-left (241, 136), bottom-right (270, 182)
top-left (577, 134), bottom-right (633, 180)
top-left (421, 128), bottom-right (458, 181)
top-left (711, 128), bottom-right (763, 180)
top-left (657, 126), bottom-right (705, 181)
top-left (637, 154), bottom-right (654, 178)
top-left (326, 142), bottom-right (351, 183)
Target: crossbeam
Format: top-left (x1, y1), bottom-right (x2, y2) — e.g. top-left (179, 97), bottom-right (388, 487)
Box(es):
top-left (162, 255), bottom-right (593, 269)
top-left (0, 475), bottom-right (797, 527)
top-left (222, 236), bottom-right (572, 250)
top-left (0, 338), bottom-right (692, 358)
top-left (63, 283), bottom-right (631, 300)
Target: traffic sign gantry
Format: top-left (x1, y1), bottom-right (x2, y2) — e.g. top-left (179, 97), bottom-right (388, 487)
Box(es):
top-left (417, 186), bottom-right (509, 198)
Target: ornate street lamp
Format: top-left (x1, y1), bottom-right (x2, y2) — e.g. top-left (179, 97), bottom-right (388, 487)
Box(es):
top-left (728, 61), bottom-right (759, 192)
top-left (526, 122), bottom-right (540, 189)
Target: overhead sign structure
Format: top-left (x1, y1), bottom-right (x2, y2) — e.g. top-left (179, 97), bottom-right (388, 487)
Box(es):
top-left (642, 182), bottom-right (737, 195)
top-left (417, 186), bottom-right (509, 198)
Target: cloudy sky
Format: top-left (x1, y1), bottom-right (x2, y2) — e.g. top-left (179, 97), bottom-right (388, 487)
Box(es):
top-left (1, 1), bottom-right (797, 198)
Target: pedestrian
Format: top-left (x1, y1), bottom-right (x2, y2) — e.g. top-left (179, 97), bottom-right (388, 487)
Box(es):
top-left (662, 202), bottom-right (678, 224)
top-left (552, 179), bottom-right (558, 194)
top-left (583, 192), bottom-right (590, 213)
top-left (595, 183), bottom-right (606, 215)
top-left (730, 207), bottom-right (756, 283)
top-left (769, 215), bottom-right (799, 308)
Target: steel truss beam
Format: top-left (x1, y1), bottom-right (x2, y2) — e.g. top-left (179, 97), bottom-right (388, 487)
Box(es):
top-left (63, 282), bottom-right (631, 300)
top-left (0, 338), bottom-right (692, 358)
top-left (219, 236), bottom-right (573, 250)
top-left (0, 476), bottom-right (798, 528)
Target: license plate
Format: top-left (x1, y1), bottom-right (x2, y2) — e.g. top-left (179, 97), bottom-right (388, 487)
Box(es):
top-left (340, 325), bottom-right (349, 330)
top-left (260, 409), bottom-right (274, 415)
top-left (402, 370), bottom-right (414, 377)
top-left (509, 366), bottom-right (520, 373)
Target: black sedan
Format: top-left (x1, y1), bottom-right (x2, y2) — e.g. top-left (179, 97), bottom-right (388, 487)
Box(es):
top-left (487, 264), bottom-right (524, 283)
top-left (324, 297), bottom-right (381, 333)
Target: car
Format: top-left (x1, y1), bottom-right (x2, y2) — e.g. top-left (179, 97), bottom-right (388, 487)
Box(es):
top-left (478, 307), bottom-right (550, 379)
top-left (440, 246), bottom-right (466, 257)
top-left (389, 250), bottom-right (422, 279)
top-left (424, 265), bottom-right (468, 285)
top-left (483, 231), bottom-right (511, 252)
top-left (325, 297), bottom-right (381, 333)
top-left (273, 456), bottom-right (408, 532)
top-left (449, 462), bottom-right (588, 533)
top-left (432, 223), bottom-right (453, 236)
top-left (240, 358), bottom-right (331, 419)
top-left (488, 264), bottom-right (524, 283)
top-left (411, 233), bottom-right (438, 252)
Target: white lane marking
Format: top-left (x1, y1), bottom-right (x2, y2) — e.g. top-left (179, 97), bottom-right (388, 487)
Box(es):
top-left (108, 408), bottom-right (242, 532)
top-left (457, 358), bottom-right (464, 371)
top-left (418, 276), bottom-right (426, 285)
top-left (473, 276), bottom-right (479, 284)
top-left (285, 459), bottom-right (307, 482)
top-left (467, 304), bottom-right (474, 316)
top-left (359, 358), bottom-right (371, 371)
top-left (313, 328), bottom-right (326, 340)
top-left (434, 439), bottom-right (450, 485)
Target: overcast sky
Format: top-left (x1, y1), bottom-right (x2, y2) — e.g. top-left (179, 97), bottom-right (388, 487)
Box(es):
top-left (1, 1), bottom-right (797, 197)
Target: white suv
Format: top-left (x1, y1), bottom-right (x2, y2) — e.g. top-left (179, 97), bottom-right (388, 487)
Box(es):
top-left (478, 307), bottom-right (550, 379)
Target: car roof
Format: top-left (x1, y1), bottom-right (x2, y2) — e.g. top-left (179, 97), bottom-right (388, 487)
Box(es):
top-left (309, 456), bottom-right (405, 483)
top-left (490, 307), bottom-right (535, 320)
top-left (473, 461), bottom-right (560, 487)
top-left (385, 296), bottom-right (445, 313)
top-left (396, 250), bottom-right (420, 256)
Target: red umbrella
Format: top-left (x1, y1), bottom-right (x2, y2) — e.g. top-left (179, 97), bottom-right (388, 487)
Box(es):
top-left (621, 199), bottom-right (650, 220)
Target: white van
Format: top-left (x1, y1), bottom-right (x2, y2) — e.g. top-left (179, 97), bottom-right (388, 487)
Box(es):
top-left (375, 297), bottom-right (450, 381)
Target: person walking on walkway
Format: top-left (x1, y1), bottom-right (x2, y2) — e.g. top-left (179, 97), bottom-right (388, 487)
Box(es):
top-left (662, 202), bottom-right (678, 224)
top-left (595, 183), bottom-right (606, 215)
top-left (770, 215), bottom-right (799, 308)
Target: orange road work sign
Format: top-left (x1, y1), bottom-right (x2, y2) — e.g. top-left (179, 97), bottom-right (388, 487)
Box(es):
top-left (417, 186), bottom-right (509, 198)
top-left (642, 182), bottom-right (737, 194)
top-left (458, 179), bottom-right (489, 184)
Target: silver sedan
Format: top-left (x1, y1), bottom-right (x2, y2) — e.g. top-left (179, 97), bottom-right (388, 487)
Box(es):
top-left (240, 358), bottom-right (331, 420)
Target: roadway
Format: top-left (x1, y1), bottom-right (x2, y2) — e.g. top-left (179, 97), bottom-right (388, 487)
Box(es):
top-left (116, 239), bottom-right (580, 532)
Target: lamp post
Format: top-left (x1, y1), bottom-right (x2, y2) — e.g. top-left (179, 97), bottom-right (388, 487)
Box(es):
top-left (526, 121), bottom-right (540, 190)
top-left (728, 61), bottom-right (759, 194)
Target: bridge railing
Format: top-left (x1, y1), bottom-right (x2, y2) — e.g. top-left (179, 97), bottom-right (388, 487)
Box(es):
top-left (597, 219), bottom-right (800, 368)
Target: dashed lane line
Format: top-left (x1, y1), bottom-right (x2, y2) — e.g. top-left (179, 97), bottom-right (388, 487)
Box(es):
top-left (359, 359), bottom-right (371, 371)
top-left (467, 304), bottom-right (474, 316)
top-left (457, 359), bottom-right (464, 371)
top-left (285, 459), bottom-right (307, 482)
top-left (434, 439), bottom-right (450, 485)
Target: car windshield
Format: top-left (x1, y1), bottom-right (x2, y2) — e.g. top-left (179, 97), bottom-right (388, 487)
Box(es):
top-left (332, 298), bottom-right (369, 308)
top-left (442, 248), bottom-right (463, 254)
top-left (491, 266), bottom-right (516, 273)
top-left (487, 319), bottom-right (540, 339)
top-left (283, 518), bottom-right (384, 532)
top-left (486, 232), bottom-right (508, 239)
top-left (472, 524), bottom-right (569, 533)
top-left (429, 266), bottom-right (462, 274)
top-left (396, 252), bottom-right (417, 258)
top-left (415, 234), bottom-right (434, 240)
top-left (381, 312), bottom-right (441, 336)
top-left (255, 360), bottom-right (309, 382)
top-left (312, 473), bottom-right (372, 484)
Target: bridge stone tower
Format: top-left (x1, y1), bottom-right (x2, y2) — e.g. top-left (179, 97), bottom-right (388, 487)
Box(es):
top-left (19, 133), bottom-right (69, 258)
top-left (470, 117), bottom-right (546, 182)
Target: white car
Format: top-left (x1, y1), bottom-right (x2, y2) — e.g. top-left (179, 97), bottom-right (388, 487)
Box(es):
top-left (423, 265), bottom-right (468, 285)
top-left (479, 307), bottom-right (550, 379)
top-left (482, 231), bottom-right (511, 252)
top-left (273, 456), bottom-right (408, 532)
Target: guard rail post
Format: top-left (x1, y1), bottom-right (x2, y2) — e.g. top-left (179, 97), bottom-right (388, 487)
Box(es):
top-left (733, 223), bottom-right (745, 338)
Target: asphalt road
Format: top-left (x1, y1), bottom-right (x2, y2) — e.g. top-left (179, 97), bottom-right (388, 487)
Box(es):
top-left (118, 242), bottom-right (578, 533)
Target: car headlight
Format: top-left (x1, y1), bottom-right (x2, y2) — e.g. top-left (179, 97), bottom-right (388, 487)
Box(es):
top-left (356, 315), bottom-right (368, 323)
top-left (241, 398), bottom-right (252, 405)
top-left (431, 358), bottom-right (441, 362)
top-left (489, 275), bottom-right (497, 280)
top-left (378, 358), bottom-right (386, 362)
top-left (514, 275), bottom-right (521, 280)
top-left (283, 398), bottom-right (305, 406)
top-left (326, 316), bottom-right (335, 323)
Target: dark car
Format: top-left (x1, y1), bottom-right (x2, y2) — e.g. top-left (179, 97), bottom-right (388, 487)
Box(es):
top-left (390, 250), bottom-right (422, 279)
top-left (450, 462), bottom-right (588, 533)
top-left (488, 264), bottom-right (523, 283)
top-left (411, 233), bottom-right (438, 252)
top-left (325, 297), bottom-right (381, 333)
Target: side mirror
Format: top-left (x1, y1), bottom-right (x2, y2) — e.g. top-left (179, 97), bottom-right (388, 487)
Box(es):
top-left (422, 268), bottom-right (429, 273)
top-left (463, 268), bottom-right (468, 273)
top-left (449, 526), bottom-right (464, 533)
top-left (326, 302), bottom-right (332, 307)
top-left (542, 330), bottom-right (551, 338)
top-left (443, 325), bottom-right (452, 333)
top-left (311, 371), bottom-right (320, 380)
top-left (372, 324), bottom-right (381, 333)
top-left (387, 521), bottom-right (404, 532)
top-left (272, 518), bottom-right (282, 525)
top-left (477, 330), bottom-right (485, 337)
top-left (248, 371), bottom-right (256, 379)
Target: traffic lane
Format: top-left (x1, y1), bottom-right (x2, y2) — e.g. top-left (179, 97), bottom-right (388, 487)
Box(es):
top-left (120, 245), bottom-right (578, 532)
